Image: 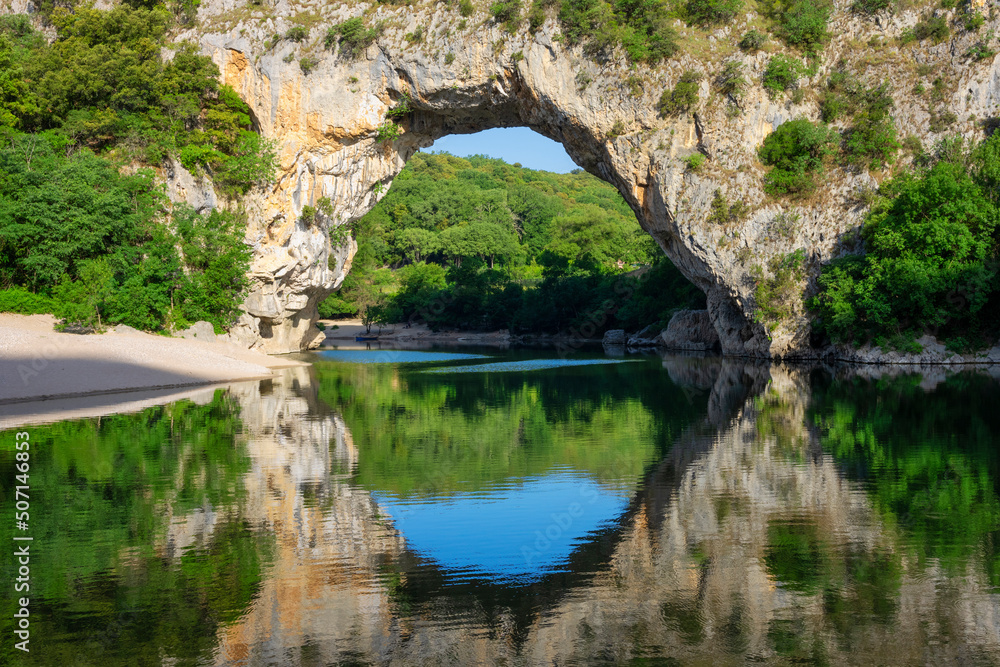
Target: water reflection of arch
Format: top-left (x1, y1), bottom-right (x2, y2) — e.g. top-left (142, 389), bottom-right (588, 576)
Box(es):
top-left (209, 358), bottom-right (736, 664)
top-left (212, 360), bottom-right (1000, 665)
top-left (356, 358), bottom-right (773, 645)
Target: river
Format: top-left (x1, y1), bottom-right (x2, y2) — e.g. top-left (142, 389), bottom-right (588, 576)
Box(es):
top-left (2, 348), bottom-right (999, 665)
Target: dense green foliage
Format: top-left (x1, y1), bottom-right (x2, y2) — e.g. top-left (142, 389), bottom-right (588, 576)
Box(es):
top-left (762, 54), bottom-right (803, 97)
top-left (0, 285), bottom-right (57, 314)
top-left (764, 0), bottom-right (832, 52)
top-left (810, 135), bottom-right (1000, 349)
top-left (686, 0), bottom-right (743, 26)
top-left (0, 393), bottom-right (273, 666)
top-left (0, 129), bottom-right (251, 330)
top-left (758, 119), bottom-right (837, 198)
top-left (558, 0), bottom-right (679, 62)
top-left (0, 10), bottom-right (274, 191)
top-left (657, 70), bottom-right (702, 116)
top-left (321, 152), bottom-right (703, 333)
top-left (0, 10), bottom-right (270, 332)
top-left (338, 152), bottom-right (655, 271)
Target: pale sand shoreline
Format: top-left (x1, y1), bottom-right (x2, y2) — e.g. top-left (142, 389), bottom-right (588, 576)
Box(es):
top-left (0, 314), bottom-right (307, 407)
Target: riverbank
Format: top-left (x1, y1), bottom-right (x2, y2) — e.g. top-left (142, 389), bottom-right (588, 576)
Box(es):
top-left (320, 319), bottom-right (514, 346)
top-left (0, 314), bottom-right (306, 405)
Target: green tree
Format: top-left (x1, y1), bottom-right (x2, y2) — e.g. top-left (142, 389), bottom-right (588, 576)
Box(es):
top-left (399, 227), bottom-right (439, 263)
top-left (758, 118), bottom-right (837, 198)
top-left (173, 206), bottom-right (252, 330)
top-left (658, 70), bottom-right (702, 116)
top-left (762, 54), bottom-right (802, 98)
top-left (0, 137), bottom-right (160, 291)
top-left (0, 34), bottom-right (35, 132)
top-left (687, 0), bottom-right (743, 26)
top-left (811, 137), bottom-right (1000, 347)
top-left (53, 257), bottom-right (115, 328)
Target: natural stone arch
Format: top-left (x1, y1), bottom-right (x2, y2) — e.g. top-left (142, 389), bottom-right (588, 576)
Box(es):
top-left (189, 1), bottom-right (999, 356)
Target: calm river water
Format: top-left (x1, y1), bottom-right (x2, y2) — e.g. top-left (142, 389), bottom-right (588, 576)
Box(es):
top-left (2, 348), bottom-right (1000, 666)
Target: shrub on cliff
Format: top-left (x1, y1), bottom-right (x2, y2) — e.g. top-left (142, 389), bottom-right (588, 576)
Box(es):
top-left (842, 112), bottom-right (899, 170)
top-left (738, 29), bottom-right (767, 51)
top-left (839, 82), bottom-right (900, 170)
top-left (559, 0), bottom-right (678, 63)
top-left (490, 0), bottom-right (522, 31)
top-left (762, 54), bottom-right (803, 97)
top-left (912, 15), bottom-right (950, 43)
top-left (327, 17), bottom-right (383, 58)
top-left (716, 60), bottom-right (748, 100)
top-left (810, 135), bottom-right (1000, 348)
top-left (686, 0), bottom-right (744, 27)
top-left (764, 0), bottom-right (832, 53)
top-left (657, 70), bottom-right (702, 116)
top-left (852, 0), bottom-right (891, 14)
top-left (752, 249), bottom-right (806, 326)
top-left (759, 119), bottom-right (837, 198)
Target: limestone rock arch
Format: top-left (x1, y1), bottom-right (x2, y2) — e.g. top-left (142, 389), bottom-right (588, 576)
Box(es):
top-left (188, 1), bottom-right (1000, 356)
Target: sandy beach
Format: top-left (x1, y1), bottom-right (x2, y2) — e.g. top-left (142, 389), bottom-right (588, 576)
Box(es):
top-left (0, 314), bottom-right (306, 405)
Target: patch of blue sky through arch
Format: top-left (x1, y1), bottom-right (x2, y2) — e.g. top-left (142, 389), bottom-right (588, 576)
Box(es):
top-left (425, 127), bottom-right (578, 173)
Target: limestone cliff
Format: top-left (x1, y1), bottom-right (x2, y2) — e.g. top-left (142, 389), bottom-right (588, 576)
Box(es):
top-left (68, 1), bottom-right (1000, 353)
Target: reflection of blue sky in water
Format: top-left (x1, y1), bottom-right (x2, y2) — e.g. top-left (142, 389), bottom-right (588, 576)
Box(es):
top-left (317, 350), bottom-right (488, 364)
top-left (373, 470), bottom-right (630, 583)
top-left (424, 359), bottom-right (632, 374)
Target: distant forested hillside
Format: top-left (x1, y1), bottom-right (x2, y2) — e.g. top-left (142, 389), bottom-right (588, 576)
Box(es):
top-left (321, 152), bottom-right (704, 334)
top-left (354, 151), bottom-right (656, 270)
top-left (0, 7), bottom-right (273, 332)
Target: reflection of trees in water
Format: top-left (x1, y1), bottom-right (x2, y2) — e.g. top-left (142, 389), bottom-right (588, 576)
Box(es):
top-left (313, 353), bottom-right (710, 495)
top-left (810, 371), bottom-right (1000, 577)
top-left (5, 359), bottom-right (1000, 665)
top-left (0, 391), bottom-right (271, 667)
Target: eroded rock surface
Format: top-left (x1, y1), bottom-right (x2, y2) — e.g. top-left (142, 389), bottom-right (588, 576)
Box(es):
top-left (660, 309), bottom-right (720, 351)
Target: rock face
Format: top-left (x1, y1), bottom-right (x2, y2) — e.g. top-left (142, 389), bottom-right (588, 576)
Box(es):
top-left (603, 329), bottom-right (626, 346)
top-left (176, 320), bottom-right (217, 342)
top-left (168, 3), bottom-right (1000, 354)
top-left (626, 324), bottom-right (661, 347)
top-left (660, 309), bottom-right (721, 352)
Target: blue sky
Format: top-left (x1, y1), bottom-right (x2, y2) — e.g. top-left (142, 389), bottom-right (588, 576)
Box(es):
top-left (426, 127), bottom-right (578, 174)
